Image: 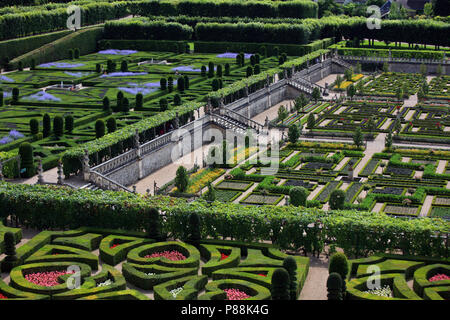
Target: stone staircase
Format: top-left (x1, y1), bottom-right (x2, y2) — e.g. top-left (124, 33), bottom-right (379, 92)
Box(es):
top-left (80, 182), bottom-right (101, 191)
top-left (332, 57), bottom-right (354, 70)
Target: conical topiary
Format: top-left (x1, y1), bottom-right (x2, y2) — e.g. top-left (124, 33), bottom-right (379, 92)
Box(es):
top-left (271, 268), bottom-right (290, 300)
top-left (326, 272), bottom-right (343, 300)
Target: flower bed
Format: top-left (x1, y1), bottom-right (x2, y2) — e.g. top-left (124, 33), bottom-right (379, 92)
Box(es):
top-left (224, 288), bottom-right (250, 300)
top-left (170, 287), bottom-right (183, 298)
top-left (363, 285), bottom-right (393, 298)
top-left (429, 274), bottom-right (450, 282)
top-left (0, 293), bottom-right (8, 299)
top-left (144, 250), bottom-right (187, 261)
top-left (25, 270), bottom-right (74, 287)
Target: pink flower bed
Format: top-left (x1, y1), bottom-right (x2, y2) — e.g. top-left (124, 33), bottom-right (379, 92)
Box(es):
top-left (110, 244), bottom-right (120, 249)
top-left (224, 288), bottom-right (250, 300)
top-left (144, 250), bottom-right (186, 261)
top-left (429, 274), bottom-right (450, 282)
top-left (25, 270), bottom-right (74, 287)
top-left (220, 253), bottom-right (229, 261)
top-left (258, 274), bottom-right (267, 277)
top-left (0, 293), bottom-right (8, 299)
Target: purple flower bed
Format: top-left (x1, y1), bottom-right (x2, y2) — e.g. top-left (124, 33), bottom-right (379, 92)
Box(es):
top-left (100, 72), bottom-right (148, 78)
top-left (98, 49), bottom-right (138, 55)
top-left (0, 75), bottom-right (14, 82)
top-left (216, 52), bottom-right (252, 59)
top-left (3, 91), bottom-right (11, 98)
top-left (23, 91), bottom-right (61, 102)
top-left (38, 62), bottom-right (86, 69)
top-left (171, 66), bottom-right (201, 72)
top-left (118, 87), bottom-right (157, 96)
top-left (64, 71), bottom-right (92, 78)
top-left (0, 130), bottom-right (24, 145)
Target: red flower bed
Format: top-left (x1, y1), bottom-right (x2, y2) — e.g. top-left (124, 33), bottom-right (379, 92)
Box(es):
top-left (429, 274), bottom-right (450, 282)
top-left (220, 253), bottom-right (229, 261)
top-left (110, 244), bottom-right (120, 249)
top-left (0, 293), bottom-right (8, 299)
top-left (144, 250), bottom-right (186, 261)
top-left (25, 270), bottom-right (74, 287)
top-left (224, 288), bottom-right (250, 300)
top-left (258, 274), bottom-right (267, 277)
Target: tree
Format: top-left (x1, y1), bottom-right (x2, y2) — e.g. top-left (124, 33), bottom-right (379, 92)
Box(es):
top-left (254, 64), bottom-right (261, 75)
top-left (208, 62), bottom-right (215, 78)
top-left (216, 65), bottom-right (223, 78)
top-left (177, 77), bottom-right (185, 92)
top-left (277, 105), bottom-right (288, 123)
top-left (353, 127), bottom-right (363, 148)
top-left (74, 48), bottom-right (80, 59)
top-left (106, 117), bottom-right (117, 133)
top-left (122, 97), bottom-right (130, 113)
top-left (389, 1), bottom-right (408, 19)
top-left (224, 63), bottom-right (230, 76)
top-left (246, 66), bottom-right (253, 77)
top-left (147, 207), bottom-right (163, 241)
top-left (385, 131), bottom-right (393, 148)
top-left (424, 2), bottom-right (433, 17)
top-left (346, 84), bottom-right (356, 100)
top-left (184, 75), bottom-right (190, 90)
top-left (327, 273), bottom-right (343, 300)
top-left (433, 0), bottom-right (450, 16)
top-left (307, 113), bottom-right (316, 129)
top-left (344, 68), bottom-right (353, 81)
top-left (294, 93), bottom-right (308, 113)
top-left (188, 212), bottom-right (201, 242)
top-left (356, 80), bottom-right (364, 95)
top-left (201, 65), bottom-right (207, 77)
top-left (394, 120), bottom-right (402, 134)
top-left (382, 62), bottom-right (389, 73)
top-left (289, 186), bottom-right (308, 207)
top-left (65, 115), bottom-right (74, 134)
top-left (204, 182), bottom-right (216, 202)
top-left (43, 113), bottom-right (51, 138)
top-left (103, 96), bottom-right (110, 111)
top-left (2, 232), bottom-right (17, 272)
top-left (417, 87), bottom-right (425, 101)
top-left (283, 256), bottom-right (298, 300)
top-left (175, 166), bottom-right (189, 193)
top-left (335, 75), bottom-right (343, 90)
top-left (329, 252), bottom-right (349, 297)
top-left (422, 81), bottom-right (429, 95)
top-left (69, 49), bottom-right (74, 60)
top-left (29, 119), bottom-right (39, 135)
top-left (288, 124), bottom-right (300, 144)
top-left (120, 60), bottom-right (128, 72)
top-left (173, 94), bottom-right (182, 106)
top-left (312, 87), bottom-right (321, 102)
top-left (367, 116), bottom-right (376, 134)
top-left (212, 78), bottom-right (220, 91)
top-left (19, 142), bottom-right (35, 178)
top-left (355, 62), bottom-right (362, 74)
top-left (395, 87), bottom-right (404, 102)
top-left (135, 93), bottom-right (143, 110)
top-left (271, 268), bottom-right (290, 300)
top-left (116, 91), bottom-right (124, 112)
top-left (329, 189), bottom-right (346, 210)
top-left (160, 78), bottom-right (167, 90)
top-left (168, 77), bottom-right (174, 93)
top-left (250, 54), bottom-right (256, 66)
top-left (95, 120), bottom-right (105, 139)
top-left (12, 88), bottom-right (19, 103)
top-left (160, 98), bottom-right (168, 111)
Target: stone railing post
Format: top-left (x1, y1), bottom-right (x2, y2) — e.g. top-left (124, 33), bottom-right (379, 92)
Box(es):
top-left (57, 160), bottom-right (63, 185)
top-left (83, 149), bottom-right (91, 182)
top-left (36, 156), bottom-right (44, 185)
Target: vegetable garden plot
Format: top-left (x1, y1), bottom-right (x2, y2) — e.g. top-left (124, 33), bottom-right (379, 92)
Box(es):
top-left (382, 204), bottom-right (420, 217)
top-left (363, 73), bottom-right (425, 96)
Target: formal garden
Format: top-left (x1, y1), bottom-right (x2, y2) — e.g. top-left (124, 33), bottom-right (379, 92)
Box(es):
top-left (0, 0), bottom-right (449, 303)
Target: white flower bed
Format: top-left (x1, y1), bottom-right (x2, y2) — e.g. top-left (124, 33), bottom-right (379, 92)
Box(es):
top-left (364, 285), bottom-right (393, 298)
top-left (170, 287), bottom-right (183, 298)
top-left (97, 279), bottom-right (113, 287)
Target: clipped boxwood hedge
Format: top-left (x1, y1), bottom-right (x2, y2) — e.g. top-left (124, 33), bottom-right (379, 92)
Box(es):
top-left (153, 275), bottom-right (208, 300)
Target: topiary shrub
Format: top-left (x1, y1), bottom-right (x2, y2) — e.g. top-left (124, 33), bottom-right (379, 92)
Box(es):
top-left (289, 186), bottom-right (308, 207)
top-left (208, 62), bottom-right (215, 78)
top-left (135, 93), bottom-right (143, 110)
top-left (329, 189), bottom-right (346, 210)
top-left (95, 120), bottom-right (106, 139)
top-left (282, 256), bottom-right (298, 300)
top-left (147, 208), bottom-right (163, 241)
top-left (212, 78), bottom-right (220, 91)
top-left (53, 116), bottom-right (63, 137)
top-left (246, 66), bottom-right (253, 77)
top-left (250, 54), bottom-right (256, 66)
top-left (254, 64), bottom-right (260, 75)
top-left (2, 232), bottom-right (18, 272)
top-left (43, 113), bottom-right (51, 138)
top-left (65, 115), bottom-right (74, 134)
top-left (201, 65), bottom-right (207, 77)
top-left (103, 96), bottom-right (110, 111)
top-left (160, 98), bottom-right (168, 111)
top-left (188, 212), bottom-right (201, 242)
top-left (18, 61), bottom-right (23, 71)
top-left (177, 77), bottom-right (185, 92)
top-left (204, 182), bottom-right (215, 203)
top-left (175, 166), bottom-right (189, 193)
top-left (30, 59), bottom-right (36, 70)
top-left (96, 63), bottom-right (101, 73)
top-left (115, 91), bottom-right (124, 113)
top-left (167, 77), bottom-right (174, 93)
top-left (18, 142), bottom-right (35, 178)
top-left (329, 252), bottom-right (349, 298)
top-left (29, 119), bottom-right (39, 135)
top-left (120, 60), bottom-right (128, 72)
top-left (0, 89), bottom-right (3, 107)
top-left (173, 94), bottom-right (182, 106)
top-left (160, 78), bottom-right (167, 90)
top-left (271, 268), bottom-right (290, 300)
top-left (327, 272), bottom-right (343, 300)
top-left (216, 65), bottom-right (223, 78)
top-left (224, 63), bottom-right (230, 76)
top-left (69, 49), bottom-right (74, 60)
top-left (184, 75), bottom-right (189, 90)
top-left (74, 48), bottom-right (80, 59)
top-left (106, 117), bottom-right (117, 133)
top-left (12, 88), bottom-right (19, 103)
top-left (122, 98), bottom-right (130, 113)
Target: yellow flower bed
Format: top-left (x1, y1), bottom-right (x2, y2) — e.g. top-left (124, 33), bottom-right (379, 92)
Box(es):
top-left (334, 81), bottom-right (353, 89)
top-left (352, 74), bottom-right (364, 82)
top-left (186, 168), bottom-right (225, 194)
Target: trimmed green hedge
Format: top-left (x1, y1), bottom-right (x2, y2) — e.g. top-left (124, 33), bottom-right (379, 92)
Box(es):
top-left (199, 244), bottom-right (241, 276)
top-left (99, 235), bottom-right (153, 266)
top-left (153, 275), bottom-right (208, 300)
top-left (413, 263), bottom-right (450, 297)
top-left (200, 278), bottom-right (271, 300)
